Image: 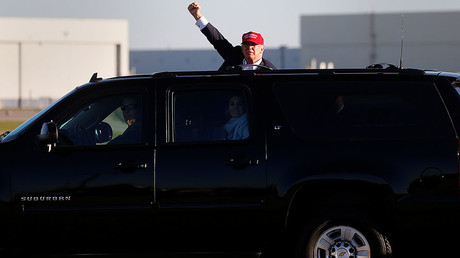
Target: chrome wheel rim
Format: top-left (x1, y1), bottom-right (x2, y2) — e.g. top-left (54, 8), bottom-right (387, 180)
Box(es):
top-left (313, 225), bottom-right (371, 258)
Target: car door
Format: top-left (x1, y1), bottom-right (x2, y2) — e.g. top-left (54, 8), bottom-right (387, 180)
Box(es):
top-left (154, 79), bottom-right (268, 251)
top-left (10, 82), bottom-right (155, 251)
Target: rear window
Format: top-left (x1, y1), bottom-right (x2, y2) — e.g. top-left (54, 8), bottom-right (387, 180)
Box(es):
top-left (274, 81), bottom-right (455, 140)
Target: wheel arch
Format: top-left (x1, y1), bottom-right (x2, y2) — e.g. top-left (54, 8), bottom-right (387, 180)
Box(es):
top-left (284, 173), bottom-right (395, 236)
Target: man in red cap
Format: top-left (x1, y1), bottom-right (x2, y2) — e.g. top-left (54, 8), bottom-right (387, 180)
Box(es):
top-left (188, 2), bottom-right (276, 71)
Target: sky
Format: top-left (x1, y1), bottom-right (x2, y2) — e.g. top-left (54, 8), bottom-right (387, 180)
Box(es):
top-left (1, 0), bottom-right (460, 50)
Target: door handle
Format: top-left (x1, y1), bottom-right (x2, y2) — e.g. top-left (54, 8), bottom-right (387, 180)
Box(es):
top-left (115, 161), bottom-right (147, 173)
top-left (225, 155), bottom-right (260, 169)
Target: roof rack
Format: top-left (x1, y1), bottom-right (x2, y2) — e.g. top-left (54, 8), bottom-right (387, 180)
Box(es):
top-left (366, 63), bottom-right (399, 70)
top-left (151, 67), bottom-right (425, 79)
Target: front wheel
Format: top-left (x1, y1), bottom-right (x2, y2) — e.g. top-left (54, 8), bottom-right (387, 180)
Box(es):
top-left (298, 220), bottom-right (392, 258)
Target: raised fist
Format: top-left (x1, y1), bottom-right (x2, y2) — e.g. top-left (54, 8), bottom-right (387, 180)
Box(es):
top-left (188, 2), bottom-right (203, 21)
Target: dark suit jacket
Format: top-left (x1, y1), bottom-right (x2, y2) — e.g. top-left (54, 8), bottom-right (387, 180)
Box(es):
top-left (201, 23), bottom-right (276, 71)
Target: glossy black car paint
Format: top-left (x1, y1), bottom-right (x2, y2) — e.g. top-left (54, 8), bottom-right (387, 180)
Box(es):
top-left (0, 69), bottom-right (459, 255)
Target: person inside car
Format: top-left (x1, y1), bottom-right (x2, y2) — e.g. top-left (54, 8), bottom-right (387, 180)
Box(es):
top-left (224, 95), bottom-right (249, 140)
top-left (109, 96), bottom-right (142, 145)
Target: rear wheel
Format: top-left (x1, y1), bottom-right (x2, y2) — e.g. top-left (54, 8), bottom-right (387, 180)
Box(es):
top-left (297, 220), bottom-right (392, 258)
top-left (313, 225), bottom-right (370, 258)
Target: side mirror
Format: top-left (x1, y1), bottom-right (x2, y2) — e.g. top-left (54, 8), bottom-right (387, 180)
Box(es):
top-left (95, 122), bottom-right (113, 143)
top-left (36, 122), bottom-right (58, 147)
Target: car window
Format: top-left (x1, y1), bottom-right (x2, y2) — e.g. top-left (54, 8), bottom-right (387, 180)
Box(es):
top-left (274, 81), bottom-right (455, 140)
top-left (455, 86), bottom-right (460, 95)
top-left (58, 94), bottom-right (143, 146)
top-left (170, 88), bottom-right (250, 143)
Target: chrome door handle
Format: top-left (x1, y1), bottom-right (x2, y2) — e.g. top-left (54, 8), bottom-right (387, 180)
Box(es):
top-left (115, 161), bottom-right (147, 173)
top-left (225, 156), bottom-right (259, 169)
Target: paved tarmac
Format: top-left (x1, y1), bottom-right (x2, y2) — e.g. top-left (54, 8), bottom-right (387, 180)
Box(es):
top-left (0, 109), bottom-right (38, 121)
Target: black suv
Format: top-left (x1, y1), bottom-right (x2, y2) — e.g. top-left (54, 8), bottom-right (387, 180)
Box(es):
top-left (1, 67), bottom-right (460, 257)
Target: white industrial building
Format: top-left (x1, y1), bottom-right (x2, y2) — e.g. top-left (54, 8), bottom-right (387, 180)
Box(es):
top-left (0, 17), bottom-right (129, 108)
top-left (301, 11), bottom-right (460, 72)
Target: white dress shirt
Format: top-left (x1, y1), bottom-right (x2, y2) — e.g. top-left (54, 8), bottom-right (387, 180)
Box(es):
top-left (195, 17), bottom-right (209, 30)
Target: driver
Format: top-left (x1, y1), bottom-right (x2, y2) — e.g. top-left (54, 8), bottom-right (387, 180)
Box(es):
top-left (109, 96), bottom-right (142, 145)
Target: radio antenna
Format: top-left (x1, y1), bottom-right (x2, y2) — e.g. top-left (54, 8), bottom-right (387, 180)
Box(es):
top-left (399, 14), bottom-right (404, 69)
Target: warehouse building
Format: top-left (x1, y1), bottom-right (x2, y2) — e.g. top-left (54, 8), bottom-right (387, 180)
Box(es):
top-left (301, 11), bottom-right (460, 72)
top-left (0, 17), bottom-right (129, 108)
top-left (129, 47), bottom-right (301, 74)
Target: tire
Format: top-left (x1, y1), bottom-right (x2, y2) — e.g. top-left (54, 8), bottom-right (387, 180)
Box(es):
top-left (296, 219), bottom-right (392, 258)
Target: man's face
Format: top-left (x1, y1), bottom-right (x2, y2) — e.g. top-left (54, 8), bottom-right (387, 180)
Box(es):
top-left (121, 97), bottom-right (138, 126)
top-left (242, 42), bottom-right (264, 64)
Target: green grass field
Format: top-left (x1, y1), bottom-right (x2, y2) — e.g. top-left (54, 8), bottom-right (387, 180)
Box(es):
top-left (0, 121), bottom-right (24, 133)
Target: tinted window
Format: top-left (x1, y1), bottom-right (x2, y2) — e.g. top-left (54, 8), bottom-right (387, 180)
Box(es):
top-left (170, 88), bottom-right (250, 143)
top-left (59, 94), bottom-right (143, 146)
top-left (274, 81), bottom-right (454, 139)
top-left (453, 81), bottom-right (460, 96)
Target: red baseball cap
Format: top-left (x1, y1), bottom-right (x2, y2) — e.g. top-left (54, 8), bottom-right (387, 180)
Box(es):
top-left (242, 31), bottom-right (264, 45)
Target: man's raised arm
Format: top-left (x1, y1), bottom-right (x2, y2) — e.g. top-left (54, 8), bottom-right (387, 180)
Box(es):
top-left (187, 2), bottom-right (234, 60)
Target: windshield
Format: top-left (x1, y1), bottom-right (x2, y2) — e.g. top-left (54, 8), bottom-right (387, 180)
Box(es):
top-left (1, 92), bottom-right (69, 143)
